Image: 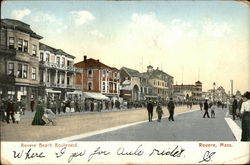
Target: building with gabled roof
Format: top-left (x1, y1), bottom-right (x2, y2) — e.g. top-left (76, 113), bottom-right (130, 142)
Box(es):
top-left (74, 56), bottom-right (120, 101)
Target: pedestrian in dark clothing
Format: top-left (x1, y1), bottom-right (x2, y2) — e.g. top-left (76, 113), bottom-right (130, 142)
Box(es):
top-left (30, 99), bottom-right (35, 112)
top-left (156, 103), bottom-right (163, 122)
top-left (203, 99), bottom-right (210, 118)
top-left (238, 98), bottom-right (243, 118)
top-left (6, 100), bottom-right (15, 123)
top-left (167, 98), bottom-right (175, 121)
top-left (111, 101), bottom-right (114, 109)
top-left (91, 101), bottom-right (94, 111)
top-left (147, 100), bottom-right (154, 122)
top-left (232, 96), bottom-right (238, 120)
top-left (0, 99), bottom-right (7, 122)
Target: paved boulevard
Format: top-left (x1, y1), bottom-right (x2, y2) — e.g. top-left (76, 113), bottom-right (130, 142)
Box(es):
top-left (74, 107), bottom-right (241, 141)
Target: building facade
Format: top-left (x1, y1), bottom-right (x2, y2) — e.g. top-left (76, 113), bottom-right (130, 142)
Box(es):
top-left (74, 56), bottom-right (120, 101)
top-left (120, 67), bottom-right (141, 101)
top-left (141, 65), bottom-right (174, 100)
top-left (173, 81), bottom-right (203, 102)
top-left (0, 19), bottom-right (42, 110)
top-left (39, 43), bottom-right (82, 102)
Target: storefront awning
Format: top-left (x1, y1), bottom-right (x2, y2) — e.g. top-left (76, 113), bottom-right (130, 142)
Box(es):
top-left (83, 92), bottom-right (109, 100)
top-left (46, 89), bottom-right (61, 94)
top-left (67, 91), bottom-right (82, 95)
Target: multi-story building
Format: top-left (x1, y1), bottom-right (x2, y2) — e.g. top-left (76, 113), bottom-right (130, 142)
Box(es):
top-left (39, 43), bottom-right (82, 101)
top-left (205, 86), bottom-right (229, 102)
top-left (141, 65), bottom-right (174, 100)
top-left (74, 56), bottom-right (120, 101)
top-left (173, 81), bottom-right (203, 102)
top-left (120, 67), bottom-right (141, 101)
top-left (0, 19), bottom-right (42, 110)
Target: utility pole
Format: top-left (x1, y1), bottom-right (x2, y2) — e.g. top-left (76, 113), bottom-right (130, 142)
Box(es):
top-left (230, 80), bottom-right (233, 97)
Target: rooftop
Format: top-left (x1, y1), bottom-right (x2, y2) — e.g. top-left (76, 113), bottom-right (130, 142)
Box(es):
top-left (39, 43), bottom-right (75, 59)
top-left (1, 18), bottom-right (43, 39)
top-left (121, 67), bottom-right (141, 77)
top-left (74, 57), bottom-right (119, 71)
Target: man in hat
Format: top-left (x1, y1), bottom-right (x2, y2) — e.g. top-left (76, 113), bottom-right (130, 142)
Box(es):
top-left (147, 99), bottom-right (154, 122)
top-left (203, 99), bottom-right (210, 118)
top-left (167, 98), bottom-right (175, 121)
top-left (232, 96), bottom-right (238, 120)
top-left (240, 91), bottom-right (250, 141)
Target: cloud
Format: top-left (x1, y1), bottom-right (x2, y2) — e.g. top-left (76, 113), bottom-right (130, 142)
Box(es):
top-left (70, 11), bottom-right (95, 26)
top-left (89, 30), bottom-right (105, 38)
top-left (56, 25), bottom-right (68, 34)
top-left (31, 12), bottom-right (57, 23)
top-left (11, 9), bottom-right (31, 20)
top-left (202, 18), bottom-right (232, 37)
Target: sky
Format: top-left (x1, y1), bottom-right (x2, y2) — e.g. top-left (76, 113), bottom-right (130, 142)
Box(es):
top-left (1, 0), bottom-right (249, 94)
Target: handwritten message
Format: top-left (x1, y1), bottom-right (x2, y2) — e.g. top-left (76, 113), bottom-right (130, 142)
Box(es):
top-left (1, 142), bottom-right (248, 164)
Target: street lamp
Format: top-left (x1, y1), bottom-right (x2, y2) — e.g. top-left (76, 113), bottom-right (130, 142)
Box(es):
top-left (213, 82), bottom-right (216, 102)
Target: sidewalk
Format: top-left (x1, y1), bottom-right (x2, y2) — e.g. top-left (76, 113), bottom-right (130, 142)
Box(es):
top-left (1, 105), bottom-right (199, 141)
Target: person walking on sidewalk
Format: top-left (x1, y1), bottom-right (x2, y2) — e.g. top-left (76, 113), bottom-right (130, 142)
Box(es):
top-left (6, 99), bottom-right (15, 123)
top-left (32, 100), bottom-right (46, 126)
top-left (240, 91), bottom-right (250, 141)
top-left (232, 96), bottom-right (238, 120)
top-left (156, 103), bottom-right (163, 122)
top-left (167, 98), bottom-right (175, 121)
top-left (147, 99), bottom-right (154, 122)
top-left (210, 102), bottom-right (216, 118)
top-left (203, 99), bottom-right (210, 118)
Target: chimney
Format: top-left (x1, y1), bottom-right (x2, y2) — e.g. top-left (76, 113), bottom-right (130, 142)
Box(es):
top-left (84, 55), bottom-right (87, 61)
top-left (97, 59), bottom-right (99, 62)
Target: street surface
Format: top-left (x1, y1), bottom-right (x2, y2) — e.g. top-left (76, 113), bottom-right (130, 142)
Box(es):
top-left (75, 107), bottom-right (242, 141)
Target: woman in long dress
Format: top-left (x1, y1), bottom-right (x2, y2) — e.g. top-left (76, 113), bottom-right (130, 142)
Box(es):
top-left (32, 101), bottom-right (46, 125)
top-left (241, 91), bottom-right (250, 141)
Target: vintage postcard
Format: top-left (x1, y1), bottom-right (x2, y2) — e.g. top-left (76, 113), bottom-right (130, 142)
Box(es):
top-left (0, 0), bottom-right (249, 164)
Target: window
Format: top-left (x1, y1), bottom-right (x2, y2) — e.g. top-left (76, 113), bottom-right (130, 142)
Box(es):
top-left (46, 53), bottom-right (50, 62)
top-left (56, 56), bottom-right (60, 66)
top-left (61, 74), bottom-right (64, 84)
top-left (114, 83), bottom-right (116, 90)
top-left (102, 70), bottom-right (106, 77)
top-left (39, 70), bottom-right (44, 82)
top-left (18, 39), bottom-right (23, 51)
top-left (9, 37), bottom-right (15, 49)
top-left (88, 69), bottom-right (93, 77)
top-left (67, 76), bottom-right (70, 85)
top-left (32, 45), bottom-right (37, 56)
top-left (88, 82), bottom-right (92, 90)
top-left (17, 64), bottom-right (22, 78)
top-left (102, 82), bottom-right (105, 90)
top-left (23, 65), bottom-right (28, 79)
top-left (17, 64), bottom-right (28, 79)
top-left (62, 57), bottom-right (65, 66)
top-left (8, 63), bottom-right (14, 76)
top-left (47, 71), bottom-right (50, 82)
top-left (40, 52), bottom-right (44, 62)
top-left (24, 40), bottom-right (28, 52)
top-left (109, 82), bottom-right (113, 91)
top-left (57, 74), bottom-right (60, 84)
top-left (31, 67), bottom-right (36, 80)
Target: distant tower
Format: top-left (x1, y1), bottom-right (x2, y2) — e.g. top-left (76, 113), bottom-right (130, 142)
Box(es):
top-left (147, 65), bottom-right (153, 73)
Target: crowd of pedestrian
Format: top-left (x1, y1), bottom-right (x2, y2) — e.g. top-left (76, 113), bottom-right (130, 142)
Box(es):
top-left (0, 98), bottom-right (26, 124)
